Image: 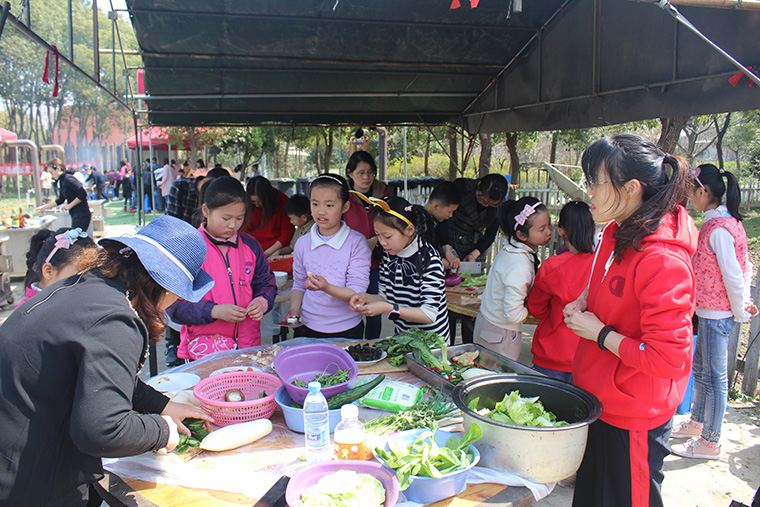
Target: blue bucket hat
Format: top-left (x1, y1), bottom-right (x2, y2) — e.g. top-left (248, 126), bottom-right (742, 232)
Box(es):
top-left (99, 215), bottom-right (214, 302)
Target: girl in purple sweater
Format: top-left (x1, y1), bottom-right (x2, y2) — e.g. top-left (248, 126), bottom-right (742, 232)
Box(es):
top-left (287, 174), bottom-right (372, 339)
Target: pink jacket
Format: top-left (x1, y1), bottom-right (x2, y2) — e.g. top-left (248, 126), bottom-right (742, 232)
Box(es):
top-left (167, 229), bottom-right (277, 358)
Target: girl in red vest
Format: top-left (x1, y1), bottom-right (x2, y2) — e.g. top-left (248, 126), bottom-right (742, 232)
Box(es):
top-left (167, 176), bottom-right (277, 360)
top-left (670, 164), bottom-right (757, 459)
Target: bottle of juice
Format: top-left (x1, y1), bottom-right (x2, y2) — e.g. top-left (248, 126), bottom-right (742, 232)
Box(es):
top-left (333, 404), bottom-right (367, 460)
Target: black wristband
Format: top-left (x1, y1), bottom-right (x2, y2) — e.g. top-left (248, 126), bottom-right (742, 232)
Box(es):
top-left (597, 325), bottom-right (614, 351)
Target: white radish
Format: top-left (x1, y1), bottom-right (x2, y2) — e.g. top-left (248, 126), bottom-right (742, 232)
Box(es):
top-left (200, 419), bottom-right (273, 451)
top-left (461, 368), bottom-right (493, 381)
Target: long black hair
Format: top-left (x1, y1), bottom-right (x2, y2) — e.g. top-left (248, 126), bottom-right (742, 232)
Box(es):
top-left (373, 196), bottom-right (437, 277)
top-left (559, 201), bottom-right (595, 254)
top-left (581, 134), bottom-right (691, 261)
top-left (345, 151), bottom-right (378, 188)
top-left (692, 163), bottom-right (743, 221)
top-left (245, 176), bottom-right (281, 228)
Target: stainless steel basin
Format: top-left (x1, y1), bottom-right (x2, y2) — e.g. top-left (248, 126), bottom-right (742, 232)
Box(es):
top-left (452, 374), bottom-right (602, 484)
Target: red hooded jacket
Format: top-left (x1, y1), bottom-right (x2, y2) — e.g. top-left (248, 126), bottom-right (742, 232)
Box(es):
top-left (573, 205), bottom-right (698, 431)
top-left (527, 250), bottom-right (593, 373)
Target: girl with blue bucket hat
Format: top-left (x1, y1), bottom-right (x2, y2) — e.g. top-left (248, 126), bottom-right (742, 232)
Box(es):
top-left (0, 215), bottom-right (214, 506)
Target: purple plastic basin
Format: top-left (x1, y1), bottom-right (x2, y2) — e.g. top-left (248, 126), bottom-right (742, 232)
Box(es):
top-left (273, 343), bottom-right (358, 405)
top-left (285, 460), bottom-right (399, 507)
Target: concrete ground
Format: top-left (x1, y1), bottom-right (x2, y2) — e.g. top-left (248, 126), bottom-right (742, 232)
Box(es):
top-left (1, 221), bottom-right (758, 506)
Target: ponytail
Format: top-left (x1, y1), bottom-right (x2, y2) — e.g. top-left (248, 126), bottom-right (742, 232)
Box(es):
top-left (582, 134), bottom-right (691, 261)
top-left (692, 164), bottom-right (743, 221)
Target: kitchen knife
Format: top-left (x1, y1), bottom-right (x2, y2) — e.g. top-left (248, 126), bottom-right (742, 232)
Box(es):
top-left (458, 261), bottom-right (483, 274)
top-left (253, 475), bottom-right (290, 507)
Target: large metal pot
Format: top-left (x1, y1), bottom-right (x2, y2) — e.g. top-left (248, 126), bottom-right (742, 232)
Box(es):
top-left (452, 374), bottom-right (602, 484)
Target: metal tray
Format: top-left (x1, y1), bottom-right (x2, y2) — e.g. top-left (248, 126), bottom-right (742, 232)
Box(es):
top-left (405, 344), bottom-right (540, 393)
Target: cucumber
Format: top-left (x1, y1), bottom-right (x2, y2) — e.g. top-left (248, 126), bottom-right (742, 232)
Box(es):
top-left (327, 374), bottom-right (385, 410)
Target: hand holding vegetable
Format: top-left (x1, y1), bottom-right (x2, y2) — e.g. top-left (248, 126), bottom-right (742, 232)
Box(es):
top-left (157, 415), bottom-right (180, 453)
top-left (246, 298), bottom-right (267, 321)
top-left (304, 272), bottom-right (329, 291)
top-left (161, 400), bottom-right (213, 436)
top-left (349, 292), bottom-right (368, 311)
top-left (211, 303), bottom-right (248, 322)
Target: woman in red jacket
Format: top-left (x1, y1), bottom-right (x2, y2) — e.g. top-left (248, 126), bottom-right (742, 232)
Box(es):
top-left (243, 176), bottom-right (295, 259)
top-left (563, 134), bottom-right (697, 507)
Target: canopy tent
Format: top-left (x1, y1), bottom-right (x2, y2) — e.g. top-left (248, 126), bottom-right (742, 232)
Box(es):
top-left (123, 0), bottom-right (760, 132)
top-left (126, 126), bottom-right (214, 150)
top-left (0, 127), bottom-right (18, 143)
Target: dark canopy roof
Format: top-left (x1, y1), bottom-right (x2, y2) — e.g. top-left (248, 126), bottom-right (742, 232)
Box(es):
top-left (126, 0), bottom-right (760, 132)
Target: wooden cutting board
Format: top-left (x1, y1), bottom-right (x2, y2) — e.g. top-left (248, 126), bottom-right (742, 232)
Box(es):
top-left (334, 340), bottom-right (409, 374)
top-left (446, 285), bottom-right (485, 296)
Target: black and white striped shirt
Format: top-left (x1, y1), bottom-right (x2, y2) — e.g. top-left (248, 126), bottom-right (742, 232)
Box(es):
top-left (379, 240), bottom-right (450, 340)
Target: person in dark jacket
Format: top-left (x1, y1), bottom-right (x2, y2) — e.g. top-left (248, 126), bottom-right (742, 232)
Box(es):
top-left (0, 216), bottom-right (214, 506)
top-left (84, 165), bottom-right (109, 202)
top-left (36, 158), bottom-right (93, 232)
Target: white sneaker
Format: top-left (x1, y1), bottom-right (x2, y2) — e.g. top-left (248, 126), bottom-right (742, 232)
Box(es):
top-left (670, 420), bottom-right (702, 438)
top-left (671, 437), bottom-right (720, 460)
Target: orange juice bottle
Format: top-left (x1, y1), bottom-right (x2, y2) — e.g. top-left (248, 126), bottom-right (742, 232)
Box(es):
top-left (333, 404), bottom-right (368, 460)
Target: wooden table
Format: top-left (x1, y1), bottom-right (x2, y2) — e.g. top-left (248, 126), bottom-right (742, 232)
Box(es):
top-left (97, 354), bottom-right (537, 507)
top-left (446, 286), bottom-right (540, 325)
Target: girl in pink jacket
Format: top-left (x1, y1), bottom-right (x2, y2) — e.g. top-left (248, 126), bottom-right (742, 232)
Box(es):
top-left (167, 176), bottom-right (277, 360)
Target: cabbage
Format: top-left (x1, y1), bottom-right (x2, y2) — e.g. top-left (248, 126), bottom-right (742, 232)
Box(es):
top-left (469, 391), bottom-right (567, 427)
top-left (300, 470), bottom-right (385, 507)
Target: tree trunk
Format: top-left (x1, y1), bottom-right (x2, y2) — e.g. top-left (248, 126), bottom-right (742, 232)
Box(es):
top-left (713, 113), bottom-right (732, 170)
top-left (657, 116), bottom-right (690, 153)
top-left (281, 141), bottom-right (289, 178)
top-left (550, 132), bottom-right (558, 164)
top-left (506, 132), bottom-right (520, 188)
top-left (315, 135), bottom-right (322, 173)
top-left (478, 133), bottom-right (491, 177)
top-left (448, 126), bottom-right (458, 181)
top-left (424, 133), bottom-right (431, 177)
top-left (733, 149), bottom-right (741, 174)
top-left (324, 128), bottom-right (334, 173)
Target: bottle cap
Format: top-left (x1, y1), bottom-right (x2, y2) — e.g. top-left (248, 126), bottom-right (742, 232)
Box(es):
top-left (340, 403), bottom-right (359, 419)
top-left (308, 381), bottom-right (322, 393)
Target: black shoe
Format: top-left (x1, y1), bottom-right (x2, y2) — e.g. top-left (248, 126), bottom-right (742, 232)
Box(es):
top-left (165, 345), bottom-right (183, 367)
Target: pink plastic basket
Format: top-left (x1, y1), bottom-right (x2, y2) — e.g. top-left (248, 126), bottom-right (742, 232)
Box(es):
top-left (193, 371), bottom-right (282, 426)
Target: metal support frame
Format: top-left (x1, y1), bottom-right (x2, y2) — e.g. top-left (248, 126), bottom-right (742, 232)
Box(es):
top-left (3, 139), bottom-right (42, 207)
top-left (40, 145), bottom-right (66, 165)
top-left (0, 2), bottom-right (11, 44)
top-left (92, 0), bottom-right (99, 82)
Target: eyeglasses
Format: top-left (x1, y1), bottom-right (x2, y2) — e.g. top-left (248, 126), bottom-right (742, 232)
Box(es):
top-left (475, 191), bottom-right (501, 208)
top-left (583, 178), bottom-right (615, 192)
top-left (351, 170), bottom-right (374, 179)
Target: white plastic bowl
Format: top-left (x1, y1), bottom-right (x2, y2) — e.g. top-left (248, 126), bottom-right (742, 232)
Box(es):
top-left (273, 271), bottom-right (288, 288)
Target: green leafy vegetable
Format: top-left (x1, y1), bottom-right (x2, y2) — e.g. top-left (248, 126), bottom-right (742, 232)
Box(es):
top-left (470, 391), bottom-right (568, 427)
top-left (173, 418), bottom-right (210, 454)
top-left (364, 387), bottom-right (458, 436)
top-left (293, 363), bottom-right (350, 387)
top-left (459, 273), bottom-right (487, 287)
top-left (374, 423), bottom-right (482, 490)
top-left (375, 328), bottom-right (448, 367)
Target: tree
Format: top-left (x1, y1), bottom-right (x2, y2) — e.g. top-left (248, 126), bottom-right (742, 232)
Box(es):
top-left (478, 133), bottom-right (491, 177)
top-left (712, 113), bottom-right (732, 170)
top-left (724, 110), bottom-right (760, 175)
top-left (218, 127), bottom-right (265, 180)
top-left (658, 117), bottom-right (690, 153)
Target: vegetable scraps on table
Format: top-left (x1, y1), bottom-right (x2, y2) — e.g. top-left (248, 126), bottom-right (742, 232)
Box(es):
top-left (468, 390), bottom-right (568, 427)
top-left (300, 470), bottom-right (385, 507)
top-left (374, 423), bottom-right (482, 491)
top-left (459, 273), bottom-right (487, 287)
top-left (375, 328), bottom-right (449, 367)
top-left (292, 363), bottom-right (350, 388)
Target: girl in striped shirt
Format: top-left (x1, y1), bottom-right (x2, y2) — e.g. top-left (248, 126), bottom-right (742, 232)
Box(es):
top-left (350, 197), bottom-right (450, 340)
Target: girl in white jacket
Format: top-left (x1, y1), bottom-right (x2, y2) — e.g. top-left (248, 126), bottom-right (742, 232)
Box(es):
top-left (474, 197), bottom-right (552, 359)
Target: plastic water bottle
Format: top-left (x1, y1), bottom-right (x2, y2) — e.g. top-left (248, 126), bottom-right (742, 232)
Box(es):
top-left (303, 381), bottom-right (331, 462)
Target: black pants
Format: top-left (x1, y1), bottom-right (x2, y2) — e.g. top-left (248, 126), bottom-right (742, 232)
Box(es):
top-left (70, 212), bottom-right (91, 233)
top-left (573, 418), bottom-right (671, 507)
top-left (95, 183), bottom-right (109, 201)
top-left (293, 321), bottom-right (365, 340)
top-left (448, 311), bottom-right (474, 345)
top-left (114, 178), bottom-right (121, 198)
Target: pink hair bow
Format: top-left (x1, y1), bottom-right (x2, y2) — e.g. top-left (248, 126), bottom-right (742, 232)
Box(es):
top-left (45, 228), bottom-right (87, 263)
top-left (514, 202), bottom-right (542, 230)
top-left (691, 167), bottom-right (706, 190)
